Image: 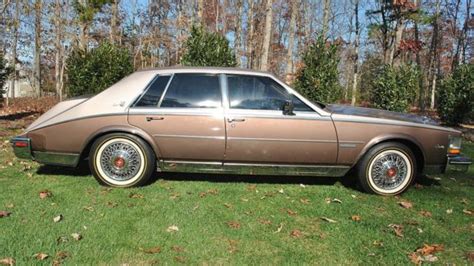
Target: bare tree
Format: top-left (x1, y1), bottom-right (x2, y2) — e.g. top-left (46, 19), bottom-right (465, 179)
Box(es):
top-left (351, 0), bottom-right (359, 106)
top-left (235, 0), bottom-right (243, 67)
top-left (246, 0), bottom-right (254, 68)
top-left (110, 0), bottom-right (119, 44)
top-left (428, 0), bottom-right (441, 110)
top-left (322, 0), bottom-right (330, 39)
top-left (260, 0), bottom-right (272, 71)
top-left (54, 0), bottom-right (63, 100)
top-left (34, 0), bottom-right (42, 97)
top-left (8, 0), bottom-right (20, 105)
top-left (285, 0), bottom-right (297, 82)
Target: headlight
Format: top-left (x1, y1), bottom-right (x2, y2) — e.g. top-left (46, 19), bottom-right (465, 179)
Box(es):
top-left (448, 136), bottom-right (462, 155)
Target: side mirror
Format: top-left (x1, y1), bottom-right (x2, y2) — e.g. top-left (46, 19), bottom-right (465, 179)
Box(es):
top-left (282, 100), bottom-right (295, 116)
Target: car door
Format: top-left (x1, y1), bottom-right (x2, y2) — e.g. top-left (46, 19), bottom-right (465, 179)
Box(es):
top-left (128, 73), bottom-right (226, 161)
top-left (223, 74), bottom-right (338, 165)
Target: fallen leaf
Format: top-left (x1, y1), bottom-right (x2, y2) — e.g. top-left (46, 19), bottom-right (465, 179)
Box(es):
top-left (417, 228), bottom-right (423, 233)
top-left (373, 240), bottom-right (383, 247)
top-left (332, 198), bottom-right (342, 204)
top-left (416, 244), bottom-right (444, 256)
top-left (53, 215), bottom-right (63, 223)
top-left (461, 198), bottom-right (469, 205)
top-left (258, 219), bottom-right (272, 225)
top-left (299, 184), bottom-right (306, 188)
top-left (71, 233), bottom-right (82, 241)
top-left (274, 223), bottom-right (284, 233)
top-left (129, 193), bottom-right (144, 199)
top-left (463, 209), bottom-right (473, 216)
top-left (419, 210), bottom-right (432, 217)
top-left (174, 256), bottom-right (186, 263)
top-left (171, 246), bottom-right (184, 253)
top-left (226, 221), bottom-right (241, 229)
top-left (300, 198), bottom-right (310, 204)
top-left (399, 201), bottom-right (413, 209)
top-left (83, 206), bottom-right (94, 212)
top-left (351, 194), bottom-right (357, 198)
top-left (5, 203), bottom-right (14, 209)
top-left (388, 224), bottom-right (403, 238)
top-left (106, 201), bottom-right (118, 208)
top-left (351, 215), bottom-right (361, 222)
top-left (0, 211), bottom-right (11, 218)
top-left (408, 252), bottom-right (421, 265)
top-left (143, 247), bottom-right (161, 254)
top-left (286, 209), bottom-right (297, 216)
top-left (466, 251), bottom-right (474, 261)
top-left (247, 185), bottom-right (257, 191)
top-left (290, 229), bottom-right (302, 238)
top-left (421, 254), bottom-right (438, 262)
top-left (39, 190), bottom-right (52, 199)
top-left (0, 258), bottom-right (15, 265)
top-left (446, 209), bottom-right (453, 214)
top-left (278, 188), bottom-right (284, 194)
top-left (169, 192), bottom-right (180, 200)
top-left (227, 239), bottom-right (238, 253)
top-left (321, 217), bottom-right (337, 223)
top-left (33, 253), bottom-right (48, 260)
top-left (56, 236), bottom-right (68, 244)
top-left (167, 225), bottom-right (179, 232)
top-left (223, 203), bottom-right (232, 209)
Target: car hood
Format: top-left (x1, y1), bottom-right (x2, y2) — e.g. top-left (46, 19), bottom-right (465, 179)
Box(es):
top-left (326, 104), bottom-right (439, 126)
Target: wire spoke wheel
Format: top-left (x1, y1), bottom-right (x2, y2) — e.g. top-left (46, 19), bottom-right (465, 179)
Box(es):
top-left (367, 149), bottom-right (413, 194)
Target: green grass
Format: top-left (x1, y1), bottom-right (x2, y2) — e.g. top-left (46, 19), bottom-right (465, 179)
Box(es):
top-left (0, 128), bottom-right (473, 265)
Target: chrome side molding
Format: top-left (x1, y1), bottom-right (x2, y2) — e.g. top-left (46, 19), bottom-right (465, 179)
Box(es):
top-left (33, 151), bottom-right (80, 167)
top-left (158, 160), bottom-right (350, 177)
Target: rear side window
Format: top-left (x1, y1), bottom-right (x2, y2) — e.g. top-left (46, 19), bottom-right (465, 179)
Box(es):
top-left (135, 75), bottom-right (171, 107)
top-left (160, 74), bottom-right (221, 108)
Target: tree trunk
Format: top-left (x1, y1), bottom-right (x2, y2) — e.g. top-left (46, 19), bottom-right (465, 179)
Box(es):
top-left (285, 0), bottom-right (297, 83)
top-left (54, 0), bottom-right (62, 101)
top-left (453, 0), bottom-right (471, 67)
top-left (9, 0), bottom-right (20, 103)
top-left (197, 0), bottom-right (204, 26)
top-left (390, 17), bottom-right (404, 67)
top-left (414, 0), bottom-right (424, 110)
top-left (322, 0), bottom-right (330, 39)
top-left (235, 0), bottom-right (243, 67)
top-left (351, 0), bottom-right (359, 106)
top-left (110, 0), bottom-right (119, 44)
top-left (78, 0), bottom-right (88, 50)
top-left (427, 0), bottom-right (441, 110)
top-left (34, 0), bottom-right (42, 98)
top-left (260, 0), bottom-right (273, 71)
top-left (246, 0), bottom-right (254, 69)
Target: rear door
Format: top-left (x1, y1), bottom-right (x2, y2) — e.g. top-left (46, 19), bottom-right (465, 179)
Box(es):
top-left (223, 74), bottom-right (338, 164)
top-left (128, 73), bottom-right (226, 161)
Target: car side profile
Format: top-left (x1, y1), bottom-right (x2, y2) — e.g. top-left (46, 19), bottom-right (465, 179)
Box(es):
top-left (11, 67), bottom-right (471, 195)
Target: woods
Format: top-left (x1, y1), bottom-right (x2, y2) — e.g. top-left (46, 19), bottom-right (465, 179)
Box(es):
top-left (0, 0), bottom-right (473, 124)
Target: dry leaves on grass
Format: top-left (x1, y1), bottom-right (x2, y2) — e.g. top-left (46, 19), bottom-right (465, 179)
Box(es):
top-left (223, 203), bottom-right (233, 209)
top-left (0, 211), bottom-right (11, 218)
top-left (226, 221), bottom-right (241, 229)
top-left (399, 201), bottom-right (413, 209)
top-left (466, 251), bottom-right (474, 261)
top-left (167, 225), bottom-right (179, 232)
top-left (290, 229), bottom-right (303, 238)
top-left (53, 215), bottom-right (63, 223)
top-left (258, 219), bottom-right (272, 225)
top-left (388, 224), bottom-right (404, 238)
top-left (300, 198), bottom-right (310, 204)
top-left (199, 189), bottom-right (219, 198)
top-left (286, 209), bottom-right (297, 216)
top-left (0, 258), bottom-right (15, 265)
top-left (33, 253), bottom-right (48, 261)
top-left (463, 209), bottom-right (473, 216)
top-left (419, 210), bottom-right (432, 217)
top-left (174, 256), bottom-right (186, 263)
top-left (446, 209), bottom-right (453, 214)
top-left (142, 247), bottom-right (161, 254)
top-left (129, 193), bottom-right (144, 199)
top-left (228, 239), bottom-right (238, 253)
top-left (351, 215), bottom-right (361, 222)
top-left (71, 233), bottom-right (82, 241)
top-left (171, 246), bottom-right (184, 253)
top-left (409, 244), bottom-right (444, 264)
top-left (321, 217), bottom-right (337, 223)
top-left (39, 190), bottom-right (52, 199)
top-left (52, 251), bottom-right (69, 265)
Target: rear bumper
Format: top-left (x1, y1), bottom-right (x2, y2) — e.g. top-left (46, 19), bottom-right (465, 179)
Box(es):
top-left (10, 136), bottom-right (80, 167)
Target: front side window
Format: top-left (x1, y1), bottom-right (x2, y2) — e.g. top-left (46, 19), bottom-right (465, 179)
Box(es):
top-left (135, 75), bottom-right (171, 107)
top-left (160, 74), bottom-right (222, 108)
top-left (227, 75), bottom-right (313, 112)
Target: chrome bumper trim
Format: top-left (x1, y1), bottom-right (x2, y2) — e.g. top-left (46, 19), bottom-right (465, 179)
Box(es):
top-left (10, 137), bottom-right (32, 159)
top-left (33, 151), bottom-right (80, 167)
top-left (447, 155), bottom-right (472, 173)
top-left (159, 160), bottom-right (350, 177)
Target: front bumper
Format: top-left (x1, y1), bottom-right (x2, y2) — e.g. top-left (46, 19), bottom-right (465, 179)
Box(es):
top-left (10, 136), bottom-right (80, 167)
top-left (447, 154), bottom-right (472, 172)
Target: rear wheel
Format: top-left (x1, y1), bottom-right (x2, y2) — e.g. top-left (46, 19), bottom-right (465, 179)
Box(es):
top-left (89, 133), bottom-right (155, 187)
top-left (357, 142), bottom-right (416, 195)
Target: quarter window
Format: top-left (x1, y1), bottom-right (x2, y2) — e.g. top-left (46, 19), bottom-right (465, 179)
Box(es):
top-left (160, 74), bottom-right (222, 108)
top-left (227, 75), bottom-right (313, 112)
top-left (135, 75), bottom-right (171, 107)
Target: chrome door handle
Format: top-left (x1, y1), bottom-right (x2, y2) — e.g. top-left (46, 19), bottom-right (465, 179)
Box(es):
top-left (146, 116), bottom-right (164, 122)
top-left (227, 117), bottom-right (246, 123)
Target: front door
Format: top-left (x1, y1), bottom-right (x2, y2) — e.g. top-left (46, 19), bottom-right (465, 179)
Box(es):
top-left (224, 74), bottom-right (338, 165)
top-left (128, 73), bottom-right (226, 161)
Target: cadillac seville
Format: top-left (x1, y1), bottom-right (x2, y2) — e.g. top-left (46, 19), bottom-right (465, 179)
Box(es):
top-left (10, 67), bottom-right (471, 195)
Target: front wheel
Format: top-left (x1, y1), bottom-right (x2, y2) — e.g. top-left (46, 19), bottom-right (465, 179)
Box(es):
top-left (89, 133), bottom-right (155, 187)
top-left (357, 142), bottom-right (416, 196)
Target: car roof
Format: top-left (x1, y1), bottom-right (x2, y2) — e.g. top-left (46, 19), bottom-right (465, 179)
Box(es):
top-left (137, 66), bottom-right (274, 77)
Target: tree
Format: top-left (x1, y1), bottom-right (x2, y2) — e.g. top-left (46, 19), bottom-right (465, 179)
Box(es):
top-left (66, 42), bottom-right (133, 97)
top-left (34, 0), bottom-right (42, 97)
top-left (285, 0), bottom-right (298, 82)
top-left (294, 35), bottom-right (342, 103)
top-left (181, 26), bottom-right (236, 67)
top-left (0, 53), bottom-right (13, 103)
top-left (260, 0), bottom-right (273, 71)
top-left (73, 0), bottom-right (112, 50)
top-left (351, 0), bottom-right (360, 106)
top-left (369, 64), bottom-right (419, 112)
top-left (437, 64), bottom-right (473, 126)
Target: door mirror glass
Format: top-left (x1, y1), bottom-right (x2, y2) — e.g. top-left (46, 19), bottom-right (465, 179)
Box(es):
top-left (282, 100), bottom-right (295, 116)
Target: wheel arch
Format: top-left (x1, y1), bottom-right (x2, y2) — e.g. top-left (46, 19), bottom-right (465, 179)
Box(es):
top-left (79, 126), bottom-right (161, 162)
top-left (353, 134), bottom-right (426, 174)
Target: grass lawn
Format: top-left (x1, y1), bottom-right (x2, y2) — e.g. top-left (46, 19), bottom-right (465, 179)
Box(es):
top-left (1, 126), bottom-right (473, 265)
